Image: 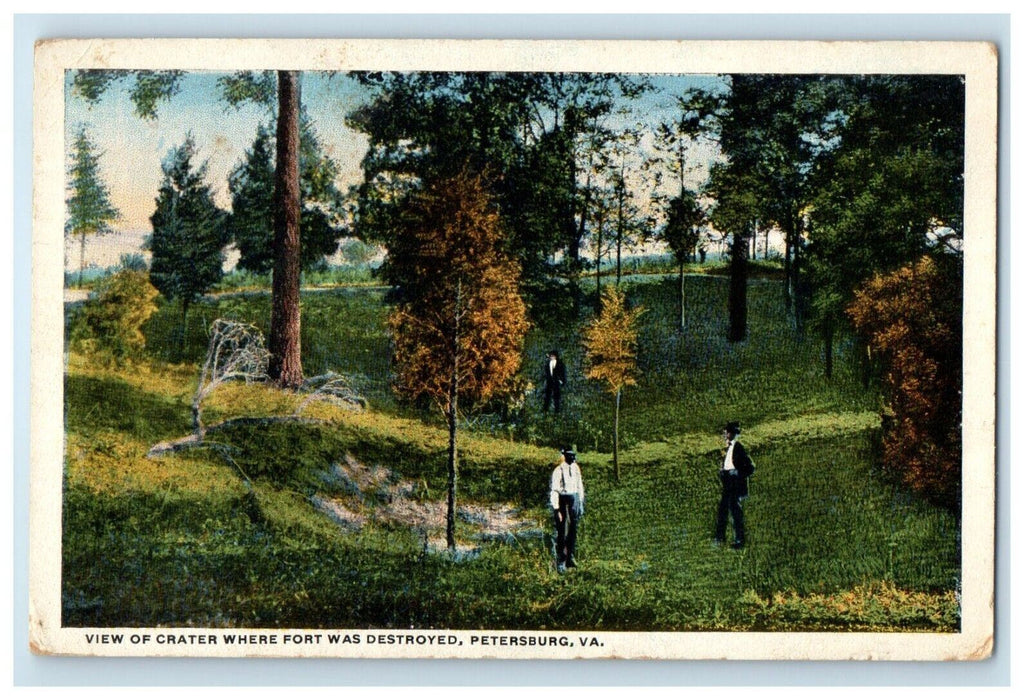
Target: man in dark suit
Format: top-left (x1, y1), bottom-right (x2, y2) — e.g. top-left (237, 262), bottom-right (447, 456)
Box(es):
top-left (713, 421), bottom-right (755, 549)
top-left (543, 350), bottom-right (566, 413)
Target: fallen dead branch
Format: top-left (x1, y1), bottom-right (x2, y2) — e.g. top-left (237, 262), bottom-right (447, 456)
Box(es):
top-left (147, 318), bottom-right (362, 461)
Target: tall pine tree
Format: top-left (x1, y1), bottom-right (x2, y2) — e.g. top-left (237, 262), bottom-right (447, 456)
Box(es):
top-left (149, 135), bottom-right (228, 351)
top-left (66, 126), bottom-right (120, 286)
top-left (227, 117), bottom-right (346, 275)
top-left (73, 69), bottom-right (307, 388)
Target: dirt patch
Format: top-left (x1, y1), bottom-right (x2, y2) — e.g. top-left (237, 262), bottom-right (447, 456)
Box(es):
top-left (309, 494), bottom-right (366, 532)
top-left (311, 453), bottom-right (542, 555)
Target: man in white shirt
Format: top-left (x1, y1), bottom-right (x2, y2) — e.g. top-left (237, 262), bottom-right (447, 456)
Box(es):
top-left (714, 421), bottom-right (754, 549)
top-left (550, 447), bottom-right (585, 573)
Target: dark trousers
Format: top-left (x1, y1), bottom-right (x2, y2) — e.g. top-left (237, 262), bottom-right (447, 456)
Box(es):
top-left (714, 491), bottom-right (745, 544)
top-left (554, 494), bottom-right (578, 564)
top-left (543, 382), bottom-right (562, 412)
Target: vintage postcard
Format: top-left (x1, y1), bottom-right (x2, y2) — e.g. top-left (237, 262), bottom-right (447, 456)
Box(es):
top-left (31, 39), bottom-right (997, 660)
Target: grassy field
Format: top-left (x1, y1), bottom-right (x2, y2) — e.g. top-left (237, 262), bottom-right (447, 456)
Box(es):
top-left (62, 274), bottom-right (960, 631)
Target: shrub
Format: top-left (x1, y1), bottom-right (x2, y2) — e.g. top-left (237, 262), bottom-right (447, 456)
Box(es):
top-left (847, 255), bottom-right (962, 510)
top-left (69, 270), bottom-right (160, 362)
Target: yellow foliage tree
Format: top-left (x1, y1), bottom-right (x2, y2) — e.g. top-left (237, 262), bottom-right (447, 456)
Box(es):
top-left (583, 285), bottom-right (645, 482)
top-left (69, 269), bottom-right (160, 364)
top-left (387, 170), bottom-right (529, 550)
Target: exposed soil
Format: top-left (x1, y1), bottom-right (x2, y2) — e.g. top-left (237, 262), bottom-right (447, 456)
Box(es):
top-left (311, 453), bottom-right (543, 556)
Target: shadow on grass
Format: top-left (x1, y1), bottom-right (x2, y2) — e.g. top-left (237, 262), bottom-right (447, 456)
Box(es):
top-left (65, 374), bottom-right (192, 443)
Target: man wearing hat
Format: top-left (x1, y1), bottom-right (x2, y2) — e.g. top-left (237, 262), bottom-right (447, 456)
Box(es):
top-left (543, 349), bottom-right (567, 413)
top-left (714, 421), bottom-right (754, 549)
top-left (550, 446), bottom-right (585, 572)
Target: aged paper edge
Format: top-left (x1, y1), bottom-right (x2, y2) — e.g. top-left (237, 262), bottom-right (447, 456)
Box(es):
top-left (30, 38), bottom-right (998, 660)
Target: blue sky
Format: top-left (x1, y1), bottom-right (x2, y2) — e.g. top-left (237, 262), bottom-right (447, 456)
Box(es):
top-left (65, 71), bottom-right (374, 233)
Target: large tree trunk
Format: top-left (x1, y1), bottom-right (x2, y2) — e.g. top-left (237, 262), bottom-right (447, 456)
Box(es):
top-left (573, 159), bottom-right (592, 313)
top-left (594, 207), bottom-right (605, 301)
top-left (783, 217), bottom-right (794, 314)
top-left (268, 70), bottom-right (304, 389)
top-left (446, 391), bottom-right (458, 551)
top-left (446, 282), bottom-right (461, 552)
top-left (728, 231), bottom-right (749, 343)
top-left (616, 231), bottom-right (622, 287)
top-left (790, 214), bottom-right (804, 332)
top-left (615, 184), bottom-right (624, 287)
top-left (860, 343), bottom-right (872, 389)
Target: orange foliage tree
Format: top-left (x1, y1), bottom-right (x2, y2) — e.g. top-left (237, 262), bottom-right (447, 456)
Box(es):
top-left (387, 171), bottom-right (529, 550)
top-left (583, 285), bottom-right (645, 482)
top-left (847, 255), bottom-right (962, 510)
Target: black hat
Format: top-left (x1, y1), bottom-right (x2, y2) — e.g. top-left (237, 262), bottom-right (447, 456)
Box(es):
top-left (561, 446), bottom-right (576, 459)
top-left (723, 421), bottom-right (741, 436)
top-left (548, 349), bottom-right (560, 357)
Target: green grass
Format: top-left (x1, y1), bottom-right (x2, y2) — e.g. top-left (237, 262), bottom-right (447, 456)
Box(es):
top-left (589, 253), bottom-right (783, 279)
top-left (211, 265), bottom-right (379, 294)
top-left (62, 274), bottom-right (960, 631)
top-left (514, 275), bottom-right (877, 451)
top-left (142, 287), bottom-right (396, 407)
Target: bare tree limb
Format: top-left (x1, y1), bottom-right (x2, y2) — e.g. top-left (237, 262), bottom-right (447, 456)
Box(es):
top-left (147, 321), bottom-right (365, 470)
top-left (192, 320), bottom-right (271, 437)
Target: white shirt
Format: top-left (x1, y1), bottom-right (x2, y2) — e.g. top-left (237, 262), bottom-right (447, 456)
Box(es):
top-left (550, 460), bottom-right (585, 512)
top-left (723, 439), bottom-right (737, 471)
top-left (549, 358), bottom-right (557, 376)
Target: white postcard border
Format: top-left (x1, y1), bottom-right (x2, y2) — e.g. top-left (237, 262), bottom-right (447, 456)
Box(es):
top-left (30, 38), bottom-right (998, 660)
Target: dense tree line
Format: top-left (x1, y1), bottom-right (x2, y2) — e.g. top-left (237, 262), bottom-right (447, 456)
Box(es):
top-left (690, 73), bottom-right (964, 504)
top-left (347, 72), bottom-right (649, 319)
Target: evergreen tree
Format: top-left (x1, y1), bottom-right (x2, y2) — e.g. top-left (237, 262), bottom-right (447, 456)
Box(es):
top-left (227, 117), bottom-right (346, 274)
top-left (66, 127), bottom-right (120, 286)
top-left (226, 124), bottom-right (276, 274)
top-left (149, 135), bottom-right (228, 351)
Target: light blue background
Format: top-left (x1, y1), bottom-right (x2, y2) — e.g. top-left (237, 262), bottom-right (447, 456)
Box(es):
top-left (13, 12), bottom-right (1011, 687)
